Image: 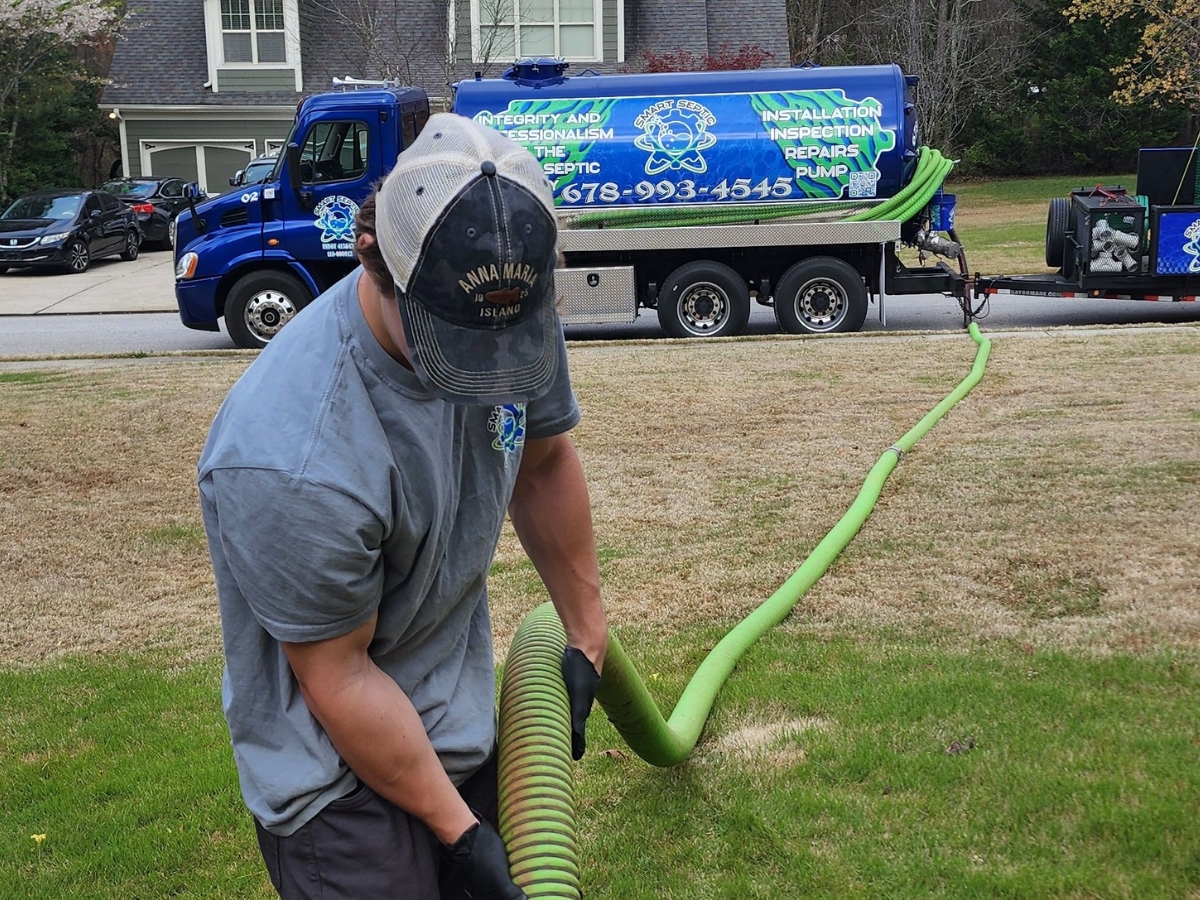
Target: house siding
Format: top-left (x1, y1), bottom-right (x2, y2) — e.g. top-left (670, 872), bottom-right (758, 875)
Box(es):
top-left (216, 68), bottom-right (298, 93)
top-left (603, 0), bottom-right (618, 62)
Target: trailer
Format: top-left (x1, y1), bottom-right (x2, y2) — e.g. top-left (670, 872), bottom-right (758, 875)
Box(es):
top-left (970, 149), bottom-right (1200, 315)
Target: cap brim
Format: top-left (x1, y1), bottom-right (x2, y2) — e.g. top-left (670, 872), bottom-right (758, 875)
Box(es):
top-left (396, 276), bottom-right (560, 406)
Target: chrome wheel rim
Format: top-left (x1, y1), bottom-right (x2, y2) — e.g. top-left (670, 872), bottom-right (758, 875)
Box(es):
top-left (677, 281), bottom-right (729, 335)
top-left (792, 278), bottom-right (848, 332)
top-left (69, 243), bottom-right (89, 271)
top-left (244, 289), bottom-right (298, 341)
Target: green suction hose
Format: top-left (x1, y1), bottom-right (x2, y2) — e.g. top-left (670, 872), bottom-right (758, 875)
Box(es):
top-left (498, 324), bottom-right (993, 898)
top-left (567, 146), bottom-right (954, 230)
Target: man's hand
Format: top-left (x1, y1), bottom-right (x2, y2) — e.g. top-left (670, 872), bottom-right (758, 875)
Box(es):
top-left (562, 646), bottom-right (601, 760)
top-left (442, 816), bottom-right (527, 900)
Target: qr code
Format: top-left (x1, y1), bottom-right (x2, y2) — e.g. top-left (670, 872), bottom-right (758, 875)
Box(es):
top-left (849, 170), bottom-right (879, 199)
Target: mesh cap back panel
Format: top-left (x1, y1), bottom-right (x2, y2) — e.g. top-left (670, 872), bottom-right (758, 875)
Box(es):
top-left (377, 114), bottom-right (556, 291)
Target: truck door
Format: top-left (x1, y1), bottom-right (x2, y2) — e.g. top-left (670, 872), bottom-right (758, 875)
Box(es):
top-left (278, 117), bottom-right (373, 265)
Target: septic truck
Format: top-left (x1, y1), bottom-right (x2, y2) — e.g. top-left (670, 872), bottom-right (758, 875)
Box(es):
top-left (174, 59), bottom-right (972, 348)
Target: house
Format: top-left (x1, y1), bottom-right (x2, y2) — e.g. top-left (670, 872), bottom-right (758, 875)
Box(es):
top-left (100, 0), bottom-right (790, 195)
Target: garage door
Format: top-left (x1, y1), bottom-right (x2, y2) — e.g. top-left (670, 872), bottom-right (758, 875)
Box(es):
top-left (140, 141), bottom-right (255, 195)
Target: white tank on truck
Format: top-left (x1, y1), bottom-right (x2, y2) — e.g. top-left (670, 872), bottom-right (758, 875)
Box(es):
top-left (453, 58), bottom-right (966, 337)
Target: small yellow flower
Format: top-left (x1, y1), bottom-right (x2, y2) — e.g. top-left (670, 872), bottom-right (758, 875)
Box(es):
top-left (31, 834), bottom-right (46, 845)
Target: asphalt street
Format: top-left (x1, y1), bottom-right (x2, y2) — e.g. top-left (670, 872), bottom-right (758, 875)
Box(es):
top-left (1, 248), bottom-right (1197, 357)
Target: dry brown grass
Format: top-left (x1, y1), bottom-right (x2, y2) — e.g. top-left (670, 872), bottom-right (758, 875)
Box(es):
top-left (2, 327), bottom-right (1198, 669)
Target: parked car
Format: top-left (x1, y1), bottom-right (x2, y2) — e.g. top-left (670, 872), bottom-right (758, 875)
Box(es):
top-left (0, 189), bottom-right (141, 274)
top-left (101, 176), bottom-right (196, 250)
top-left (229, 154), bottom-right (278, 188)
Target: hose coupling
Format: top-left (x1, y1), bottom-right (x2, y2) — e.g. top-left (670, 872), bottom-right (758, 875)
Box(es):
top-left (913, 227), bottom-right (963, 260)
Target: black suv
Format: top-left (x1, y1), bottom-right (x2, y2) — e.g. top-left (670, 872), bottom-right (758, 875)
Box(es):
top-left (0, 189), bottom-right (142, 274)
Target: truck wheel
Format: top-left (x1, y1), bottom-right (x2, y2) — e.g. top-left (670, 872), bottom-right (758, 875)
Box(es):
top-left (773, 257), bottom-right (867, 334)
top-left (225, 270), bottom-right (313, 349)
top-left (1045, 197), bottom-right (1069, 269)
top-left (657, 261), bottom-right (750, 338)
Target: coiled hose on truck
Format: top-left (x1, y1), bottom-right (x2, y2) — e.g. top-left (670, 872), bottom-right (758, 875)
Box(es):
top-left (568, 147), bottom-right (955, 230)
top-left (497, 324), bottom-right (993, 897)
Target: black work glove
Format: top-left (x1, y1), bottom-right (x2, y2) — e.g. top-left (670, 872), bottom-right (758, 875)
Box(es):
top-left (442, 816), bottom-right (527, 900)
top-left (562, 646), bottom-right (601, 760)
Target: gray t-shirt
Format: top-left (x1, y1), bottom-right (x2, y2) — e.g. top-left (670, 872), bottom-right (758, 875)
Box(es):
top-left (198, 269), bottom-right (580, 836)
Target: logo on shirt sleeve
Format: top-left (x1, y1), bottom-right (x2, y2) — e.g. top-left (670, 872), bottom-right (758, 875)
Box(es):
top-left (488, 403), bottom-right (526, 453)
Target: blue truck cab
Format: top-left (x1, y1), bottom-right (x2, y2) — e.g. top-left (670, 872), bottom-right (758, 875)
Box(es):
top-left (174, 86), bottom-right (429, 348)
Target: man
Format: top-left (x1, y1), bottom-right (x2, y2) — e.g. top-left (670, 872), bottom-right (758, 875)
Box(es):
top-left (198, 113), bottom-right (607, 900)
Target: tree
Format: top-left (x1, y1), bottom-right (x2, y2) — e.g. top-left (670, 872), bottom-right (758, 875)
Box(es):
top-left (1067, 0), bottom-right (1200, 107)
top-left (963, 0), bottom-right (1188, 175)
top-left (0, 0), bottom-right (116, 202)
top-left (303, 0), bottom-right (523, 105)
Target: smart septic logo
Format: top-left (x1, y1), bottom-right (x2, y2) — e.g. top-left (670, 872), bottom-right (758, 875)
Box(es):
top-left (633, 99), bottom-right (718, 175)
top-left (312, 195), bottom-right (360, 259)
top-left (1183, 219), bottom-right (1200, 273)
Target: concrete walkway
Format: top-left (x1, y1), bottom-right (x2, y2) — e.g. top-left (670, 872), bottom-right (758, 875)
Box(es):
top-left (0, 249), bottom-right (177, 315)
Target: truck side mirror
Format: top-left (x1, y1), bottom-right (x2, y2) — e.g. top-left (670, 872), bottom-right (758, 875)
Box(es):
top-left (183, 183), bottom-right (202, 200)
top-left (285, 142), bottom-right (302, 193)
top-left (229, 170), bottom-right (244, 187)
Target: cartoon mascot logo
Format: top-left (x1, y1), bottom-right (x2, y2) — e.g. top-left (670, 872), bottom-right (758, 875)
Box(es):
top-left (634, 99), bottom-right (717, 175)
top-left (1184, 219), bottom-right (1200, 274)
top-left (313, 195), bottom-right (359, 244)
top-left (489, 403), bottom-right (527, 454)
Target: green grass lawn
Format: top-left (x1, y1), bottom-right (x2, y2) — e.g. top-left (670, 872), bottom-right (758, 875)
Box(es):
top-left (5, 636), bottom-right (1198, 899)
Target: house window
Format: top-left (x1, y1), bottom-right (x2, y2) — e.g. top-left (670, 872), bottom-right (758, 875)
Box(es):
top-left (221, 0), bottom-right (287, 64)
top-left (475, 0), bottom-right (600, 62)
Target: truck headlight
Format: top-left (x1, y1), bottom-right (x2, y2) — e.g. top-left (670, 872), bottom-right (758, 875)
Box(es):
top-left (39, 232), bottom-right (70, 245)
top-left (175, 251), bottom-right (199, 279)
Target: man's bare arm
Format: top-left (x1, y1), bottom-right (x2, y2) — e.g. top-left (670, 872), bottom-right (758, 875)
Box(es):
top-left (281, 615), bottom-right (477, 844)
top-left (508, 432), bottom-right (607, 671)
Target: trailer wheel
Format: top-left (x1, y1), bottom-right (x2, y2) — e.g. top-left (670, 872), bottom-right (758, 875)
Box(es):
top-left (657, 261), bottom-right (751, 338)
top-left (773, 257), bottom-right (867, 334)
top-left (225, 270), bottom-right (313, 349)
top-left (1045, 197), bottom-right (1069, 269)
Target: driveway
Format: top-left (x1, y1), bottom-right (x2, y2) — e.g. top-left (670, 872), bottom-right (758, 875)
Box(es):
top-left (0, 248), bottom-right (177, 316)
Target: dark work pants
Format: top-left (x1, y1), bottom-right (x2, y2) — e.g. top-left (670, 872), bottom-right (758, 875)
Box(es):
top-left (254, 754), bottom-right (500, 900)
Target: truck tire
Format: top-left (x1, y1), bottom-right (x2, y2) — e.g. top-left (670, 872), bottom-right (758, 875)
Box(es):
top-left (1045, 196), bottom-right (1069, 269)
top-left (225, 270), bottom-right (313, 349)
top-left (656, 261), bottom-right (750, 338)
top-left (773, 257), bottom-right (867, 334)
